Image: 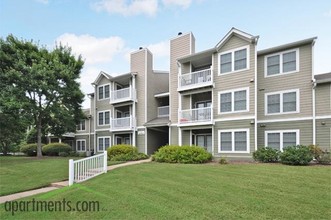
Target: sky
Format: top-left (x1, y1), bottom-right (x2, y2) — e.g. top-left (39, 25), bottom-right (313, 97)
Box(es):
top-left (1, 0), bottom-right (331, 108)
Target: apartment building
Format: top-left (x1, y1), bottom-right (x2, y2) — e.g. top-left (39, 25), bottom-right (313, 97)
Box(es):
top-left (74, 28), bottom-right (331, 159)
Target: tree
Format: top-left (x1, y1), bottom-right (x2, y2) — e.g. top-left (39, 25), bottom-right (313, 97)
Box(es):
top-left (0, 35), bottom-right (85, 157)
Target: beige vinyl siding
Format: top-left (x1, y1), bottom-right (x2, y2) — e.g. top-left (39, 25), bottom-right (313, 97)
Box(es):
top-left (257, 120), bottom-right (313, 147)
top-left (182, 130), bottom-right (190, 145)
top-left (257, 44), bottom-right (313, 120)
top-left (182, 95), bottom-right (191, 110)
top-left (136, 129), bottom-right (145, 153)
top-left (316, 83), bottom-right (331, 116)
top-left (145, 50), bottom-right (157, 122)
top-left (131, 50), bottom-right (146, 126)
top-left (170, 126), bottom-right (178, 145)
top-left (213, 35), bottom-right (256, 120)
top-left (213, 120), bottom-right (255, 157)
top-left (316, 118), bottom-right (331, 151)
top-left (170, 33), bottom-right (193, 123)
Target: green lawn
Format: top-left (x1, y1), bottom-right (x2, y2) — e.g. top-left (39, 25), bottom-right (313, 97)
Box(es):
top-left (1, 162), bottom-right (330, 219)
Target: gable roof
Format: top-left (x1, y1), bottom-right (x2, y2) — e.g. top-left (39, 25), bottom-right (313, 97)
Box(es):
top-left (92, 71), bottom-right (111, 85)
top-left (215, 27), bottom-right (258, 50)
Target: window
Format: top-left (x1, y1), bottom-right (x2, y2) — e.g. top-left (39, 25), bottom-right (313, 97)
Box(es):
top-left (265, 130), bottom-right (299, 151)
top-left (219, 46), bottom-right (249, 74)
top-left (265, 89), bottom-right (299, 115)
top-left (98, 111), bottom-right (110, 126)
top-left (76, 120), bottom-right (86, 131)
top-left (76, 140), bottom-right (86, 152)
top-left (98, 84), bottom-right (110, 100)
top-left (219, 88), bottom-right (249, 114)
top-left (98, 137), bottom-right (110, 152)
top-left (265, 49), bottom-right (299, 77)
top-left (218, 129), bottom-right (250, 153)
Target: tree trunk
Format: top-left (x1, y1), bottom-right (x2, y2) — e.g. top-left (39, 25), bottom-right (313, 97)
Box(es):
top-left (37, 118), bottom-right (43, 158)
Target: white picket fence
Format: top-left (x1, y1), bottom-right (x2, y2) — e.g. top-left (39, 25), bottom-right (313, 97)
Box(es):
top-left (68, 151), bottom-right (107, 186)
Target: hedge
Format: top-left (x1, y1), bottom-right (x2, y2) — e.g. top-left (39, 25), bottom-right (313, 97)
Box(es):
top-left (42, 143), bottom-right (71, 156)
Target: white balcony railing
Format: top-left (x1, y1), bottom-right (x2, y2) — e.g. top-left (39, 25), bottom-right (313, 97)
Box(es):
top-left (158, 106), bottom-right (169, 117)
top-left (111, 116), bottom-right (135, 131)
top-left (178, 106), bottom-right (212, 124)
top-left (110, 87), bottom-right (136, 103)
top-left (178, 69), bottom-right (212, 91)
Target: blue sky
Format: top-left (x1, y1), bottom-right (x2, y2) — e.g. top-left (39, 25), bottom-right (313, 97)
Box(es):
top-left (1, 0), bottom-right (331, 108)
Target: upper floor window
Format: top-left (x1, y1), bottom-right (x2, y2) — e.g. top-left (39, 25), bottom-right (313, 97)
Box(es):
top-left (265, 130), bottom-right (299, 151)
top-left (265, 89), bottom-right (299, 115)
top-left (265, 49), bottom-right (299, 77)
top-left (98, 111), bottom-right (110, 126)
top-left (219, 46), bottom-right (249, 74)
top-left (76, 120), bottom-right (85, 131)
top-left (218, 88), bottom-right (249, 114)
top-left (98, 84), bottom-right (110, 100)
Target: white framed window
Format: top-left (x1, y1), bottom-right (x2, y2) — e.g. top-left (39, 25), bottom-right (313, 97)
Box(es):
top-left (264, 48), bottom-right (299, 77)
top-left (76, 120), bottom-right (86, 131)
top-left (265, 130), bottom-right (299, 151)
top-left (76, 139), bottom-right (86, 152)
top-left (218, 129), bottom-right (250, 153)
top-left (218, 87), bottom-right (249, 114)
top-left (265, 89), bottom-right (299, 115)
top-left (98, 111), bottom-right (110, 126)
top-left (218, 46), bottom-right (249, 75)
top-left (98, 84), bottom-right (110, 100)
top-left (98, 137), bottom-right (111, 152)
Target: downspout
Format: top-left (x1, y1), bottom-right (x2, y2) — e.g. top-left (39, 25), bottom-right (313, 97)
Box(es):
top-left (312, 40), bottom-right (316, 145)
top-left (254, 36), bottom-right (259, 151)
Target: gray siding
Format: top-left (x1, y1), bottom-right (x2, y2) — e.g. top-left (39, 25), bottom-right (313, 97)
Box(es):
top-left (182, 130), bottom-right (190, 145)
top-left (257, 44), bottom-right (313, 120)
top-left (257, 120), bottom-right (313, 147)
top-left (170, 126), bottom-right (178, 145)
top-left (137, 128), bottom-right (145, 153)
top-left (316, 118), bottom-right (331, 151)
top-left (316, 83), bottom-right (331, 116)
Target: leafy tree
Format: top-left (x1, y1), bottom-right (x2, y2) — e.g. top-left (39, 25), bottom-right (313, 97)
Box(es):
top-left (0, 35), bottom-right (85, 157)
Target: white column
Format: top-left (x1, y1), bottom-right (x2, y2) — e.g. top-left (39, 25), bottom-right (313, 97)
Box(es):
top-left (103, 151), bottom-right (108, 173)
top-left (68, 159), bottom-right (74, 186)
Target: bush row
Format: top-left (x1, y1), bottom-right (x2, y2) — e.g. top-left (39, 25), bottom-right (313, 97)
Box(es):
top-left (20, 143), bottom-right (71, 156)
top-left (152, 145), bottom-right (212, 164)
top-left (107, 144), bottom-right (149, 161)
top-left (253, 145), bottom-right (330, 165)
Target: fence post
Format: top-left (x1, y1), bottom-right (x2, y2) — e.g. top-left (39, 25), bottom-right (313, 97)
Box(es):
top-left (69, 159), bottom-right (74, 186)
top-left (104, 151), bottom-right (108, 173)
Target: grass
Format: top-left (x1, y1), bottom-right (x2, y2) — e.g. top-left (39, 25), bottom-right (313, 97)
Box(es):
top-left (1, 162), bottom-right (330, 219)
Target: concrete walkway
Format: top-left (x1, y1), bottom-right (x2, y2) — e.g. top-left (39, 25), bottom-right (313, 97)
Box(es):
top-left (0, 158), bottom-right (151, 204)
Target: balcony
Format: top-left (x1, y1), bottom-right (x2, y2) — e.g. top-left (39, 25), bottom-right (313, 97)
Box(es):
top-left (178, 69), bottom-right (213, 92)
top-left (111, 117), bottom-right (135, 131)
top-left (178, 106), bottom-right (213, 126)
top-left (158, 106), bottom-right (169, 117)
top-left (110, 87), bottom-right (136, 104)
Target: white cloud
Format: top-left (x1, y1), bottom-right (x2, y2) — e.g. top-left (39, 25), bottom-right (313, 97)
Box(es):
top-left (56, 33), bottom-right (125, 65)
top-left (147, 40), bottom-right (169, 58)
top-left (92, 0), bottom-right (158, 16)
top-left (323, 9), bottom-right (331, 17)
top-left (35, 0), bottom-right (49, 4)
top-left (162, 0), bottom-right (192, 9)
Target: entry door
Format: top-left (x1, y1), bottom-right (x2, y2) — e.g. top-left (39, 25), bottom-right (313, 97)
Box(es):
top-left (196, 134), bottom-right (212, 153)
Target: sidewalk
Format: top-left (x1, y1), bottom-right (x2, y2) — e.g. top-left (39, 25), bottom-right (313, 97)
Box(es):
top-left (0, 158), bottom-right (151, 204)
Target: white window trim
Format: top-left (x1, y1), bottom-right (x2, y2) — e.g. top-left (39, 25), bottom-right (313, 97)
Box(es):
top-left (264, 89), bottom-right (300, 116)
top-left (264, 48), bottom-right (300, 78)
top-left (76, 139), bottom-right (86, 152)
top-left (218, 87), bottom-right (250, 114)
top-left (218, 45), bottom-right (250, 75)
top-left (98, 136), bottom-right (111, 152)
top-left (218, 128), bottom-right (250, 153)
top-left (77, 120), bottom-right (86, 131)
top-left (265, 129), bottom-right (300, 151)
top-left (97, 110), bottom-right (110, 126)
top-left (97, 84), bottom-right (110, 101)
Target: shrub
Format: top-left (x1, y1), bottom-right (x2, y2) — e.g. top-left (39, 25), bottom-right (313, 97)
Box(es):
top-left (318, 152), bottom-right (331, 165)
top-left (42, 143), bottom-right (71, 156)
top-left (309, 145), bottom-right (331, 164)
top-left (20, 143), bottom-right (44, 156)
top-left (78, 152), bottom-right (86, 157)
top-left (59, 152), bottom-right (69, 157)
top-left (280, 145), bottom-right (313, 165)
top-left (253, 147), bottom-right (280, 163)
top-left (69, 151), bottom-right (79, 157)
top-left (219, 157), bottom-right (228, 164)
top-left (152, 145), bottom-right (212, 164)
top-left (107, 145), bottom-right (148, 161)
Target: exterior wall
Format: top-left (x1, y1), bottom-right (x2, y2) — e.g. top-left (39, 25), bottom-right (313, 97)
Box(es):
top-left (182, 130), bottom-right (190, 145)
top-left (316, 118), bottom-right (331, 151)
top-left (136, 128), bottom-right (145, 153)
top-left (170, 126), bottom-right (178, 145)
top-left (213, 35), bottom-right (256, 120)
top-left (257, 120), bottom-right (313, 147)
top-left (170, 33), bottom-right (194, 124)
top-left (257, 44), bottom-right (313, 121)
top-left (316, 83), bottom-right (331, 116)
top-left (214, 120), bottom-right (255, 158)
